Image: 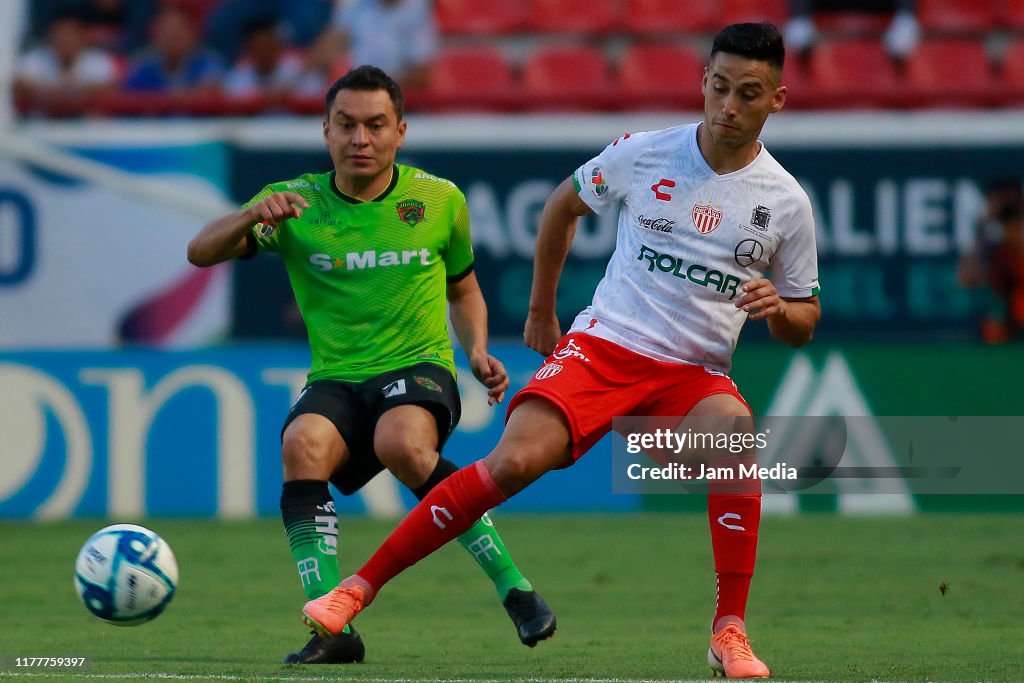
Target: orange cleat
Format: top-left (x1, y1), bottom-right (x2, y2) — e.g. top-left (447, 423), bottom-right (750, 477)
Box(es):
top-left (302, 584), bottom-right (367, 639)
top-left (708, 623), bottom-right (770, 678)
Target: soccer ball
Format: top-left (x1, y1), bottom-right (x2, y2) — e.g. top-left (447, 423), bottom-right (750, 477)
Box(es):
top-left (74, 524), bottom-right (178, 626)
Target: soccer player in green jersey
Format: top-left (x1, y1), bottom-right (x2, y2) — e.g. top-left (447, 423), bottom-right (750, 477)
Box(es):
top-left (187, 65), bottom-right (556, 664)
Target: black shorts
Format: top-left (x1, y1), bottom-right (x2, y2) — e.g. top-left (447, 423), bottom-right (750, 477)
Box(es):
top-left (282, 362), bottom-right (462, 495)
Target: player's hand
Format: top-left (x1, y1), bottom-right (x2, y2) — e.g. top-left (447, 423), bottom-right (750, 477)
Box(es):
top-left (524, 310), bottom-right (562, 357)
top-left (247, 192), bottom-right (309, 227)
top-left (470, 352), bottom-right (509, 405)
top-left (735, 278), bottom-right (787, 321)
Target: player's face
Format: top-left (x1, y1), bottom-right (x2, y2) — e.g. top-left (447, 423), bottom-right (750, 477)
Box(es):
top-left (323, 88), bottom-right (407, 183)
top-left (701, 53), bottom-right (786, 149)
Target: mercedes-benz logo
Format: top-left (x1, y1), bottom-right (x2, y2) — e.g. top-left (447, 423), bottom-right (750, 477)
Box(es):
top-left (734, 239), bottom-right (764, 267)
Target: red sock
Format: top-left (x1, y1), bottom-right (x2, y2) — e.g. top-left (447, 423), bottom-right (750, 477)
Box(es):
top-left (355, 461), bottom-right (505, 597)
top-left (708, 492), bottom-right (761, 627)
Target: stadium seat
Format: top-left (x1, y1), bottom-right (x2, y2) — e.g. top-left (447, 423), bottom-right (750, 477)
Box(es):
top-left (1003, 0), bottom-right (1024, 30)
top-left (720, 0), bottom-right (789, 27)
top-left (435, 0), bottom-right (526, 36)
top-left (522, 45), bottom-right (614, 110)
top-left (527, 0), bottom-right (621, 35)
top-left (424, 47), bottom-right (517, 111)
top-left (812, 11), bottom-right (889, 35)
top-left (918, 0), bottom-right (996, 33)
top-left (807, 39), bottom-right (902, 108)
top-left (618, 44), bottom-right (706, 109)
top-left (905, 39), bottom-right (996, 107)
top-left (623, 0), bottom-right (716, 36)
top-left (1003, 40), bottom-right (1024, 106)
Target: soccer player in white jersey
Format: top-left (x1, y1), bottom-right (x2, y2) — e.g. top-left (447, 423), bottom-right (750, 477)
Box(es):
top-left (302, 23), bottom-right (820, 679)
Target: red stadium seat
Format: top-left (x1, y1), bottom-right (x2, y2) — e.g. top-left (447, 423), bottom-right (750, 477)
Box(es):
top-left (435, 0), bottom-right (526, 36)
top-left (618, 44), bottom-right (706, 109)
top-left (623, 0), bottom-right (716, 36)
top-left (720, 0), bottom-right (789, 28)
top-left (918, 0), bottom-right (996, 33)
top-left (1001, 39), bottom-right (1024, 104)
top-left (527, 0), bottom-right (621, 35)
top-left (522, 45), bottom-right (614, 110)
top-left (905, 39), bottom-right (996, 107)
top-left (1003, 0), bottom-right (1024, 30)
top-left (812, 11), bottom-right (889, 35)
top-left (807, 39), bottom-right (902, 108)
top-left (424, 47), bottom-right (517, 111)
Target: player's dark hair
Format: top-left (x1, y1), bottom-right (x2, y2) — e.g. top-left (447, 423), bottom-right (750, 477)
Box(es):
top-left (324, 65), bottom-right (405, 120)
top-left (241, 15), bottom-right (278, 40)
top-left (710, 23), bottom-right (785, 70)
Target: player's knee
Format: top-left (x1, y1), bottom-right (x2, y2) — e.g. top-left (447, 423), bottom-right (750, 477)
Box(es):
top-left (282, 426), bottom-right (336, 478)
top-left (484, 447), bottom-right (547, 496)
top-left (375, 435), bottom-right (437, 488)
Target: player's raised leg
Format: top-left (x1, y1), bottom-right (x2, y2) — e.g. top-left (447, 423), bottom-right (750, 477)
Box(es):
top-left (280, 414), bottom-right (365, 664)
top-left (374, 404), bottom-right (557, 646)
top-left (689, 395), bottom-right (769, 679)
top-left (302, 399), bottom-right (571, 638)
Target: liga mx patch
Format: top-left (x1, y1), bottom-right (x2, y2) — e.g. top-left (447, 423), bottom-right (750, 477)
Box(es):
top-left (534, 363), bottom-right (563, 380)
top-left (414, 376), bottom-right (443, 392)
top-left (396, 199), bottom-right (426, 225)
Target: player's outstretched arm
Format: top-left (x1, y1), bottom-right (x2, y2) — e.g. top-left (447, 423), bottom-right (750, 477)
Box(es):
top-left (735, 277), bottom-right (821, 347)
top-left (187, 192), bottom-right (308, 267)
top-left (447, 272), bottom-right (509, 405)
top-left (525, 176), bottom-right (592, 356)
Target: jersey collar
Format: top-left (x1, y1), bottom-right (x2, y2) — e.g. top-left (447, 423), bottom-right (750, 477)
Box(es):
top-left (330, 165), bottom-right (400, 204)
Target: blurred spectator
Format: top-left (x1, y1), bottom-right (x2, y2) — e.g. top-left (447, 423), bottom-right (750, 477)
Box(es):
top-left (202, 0), bottom-right (333, 63)
top-left (14, 12), bottom-right (118, 112)
top-left (123, 4), bottom-right (223, 94)
top-left (958, 178), bottom-right (1024, 343)
top-left (27, 0), bottom-right (158, 55)
top-left (308, 0), bottom-right (438, 91)
top-left (784, 0), bottom-right (920, 58)
top-left (223, 16), bottom-right (326, 101)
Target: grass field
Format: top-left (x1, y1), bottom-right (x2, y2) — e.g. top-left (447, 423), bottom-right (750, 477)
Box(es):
top-left (1, 514), bottom-right (1022, 683)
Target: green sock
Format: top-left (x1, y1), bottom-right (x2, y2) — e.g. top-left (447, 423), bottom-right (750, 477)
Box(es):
top-left (456, 512), bottom-right (533, 600)
top-left (281, 480), bottom-right (340, 600)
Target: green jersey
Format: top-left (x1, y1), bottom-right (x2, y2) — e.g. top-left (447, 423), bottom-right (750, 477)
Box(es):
top-left (244, 164), bottom-right (474, 383)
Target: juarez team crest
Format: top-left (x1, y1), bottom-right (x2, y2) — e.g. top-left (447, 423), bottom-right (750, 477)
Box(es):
top-left (396, 199), bottom-right (426, 225)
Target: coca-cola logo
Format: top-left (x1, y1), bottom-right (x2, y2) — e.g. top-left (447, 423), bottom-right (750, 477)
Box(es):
top-left (637, 215), bottom-right (676, 233)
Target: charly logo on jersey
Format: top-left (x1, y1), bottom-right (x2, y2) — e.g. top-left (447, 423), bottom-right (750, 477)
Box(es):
top-left (590, 167), bottom-right (609, 197)
top-left (650, 178), bottom-right (675, 201)
top-left (734, 239), bottom-right (765, 267)
top-left (637, 244), bottom-right (741, 300)
top-left (637, 214), bottom-right (676, 233)
top-left (691, 203), bottom-right (723, 234)
top-left (256, 223), bottom-right (276, 237)
top-left (396, 199), bottom-right (426, 226)
top-left (309, 248), bottom-right (432, 272)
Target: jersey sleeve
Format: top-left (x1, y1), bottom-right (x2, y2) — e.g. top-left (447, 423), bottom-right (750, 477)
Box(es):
top-left (770, 190), bottom-right (821, 298)
top-left (572, 132), bottom-right (644, 214)
top-left (242, 184), bottom-right (283, 255)
top-left (444, 196), bottom-right (474, 282)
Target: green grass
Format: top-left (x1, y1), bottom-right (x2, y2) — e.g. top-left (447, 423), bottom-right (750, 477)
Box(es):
top-left (1, 514), bottom-right (1022, 682)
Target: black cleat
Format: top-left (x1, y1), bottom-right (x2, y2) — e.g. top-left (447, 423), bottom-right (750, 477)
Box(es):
top-left (502, 588), bottom-right (557, 647)
top-left (283, 624), bottom-right (365, 664)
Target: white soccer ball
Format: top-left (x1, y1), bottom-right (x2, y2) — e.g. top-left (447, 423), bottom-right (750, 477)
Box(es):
top-left (74, 524), bottom-right (178, 626)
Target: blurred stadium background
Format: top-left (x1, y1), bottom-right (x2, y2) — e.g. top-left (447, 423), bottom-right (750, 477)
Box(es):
top-left (1, 0), bottom-right (1023, 678)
